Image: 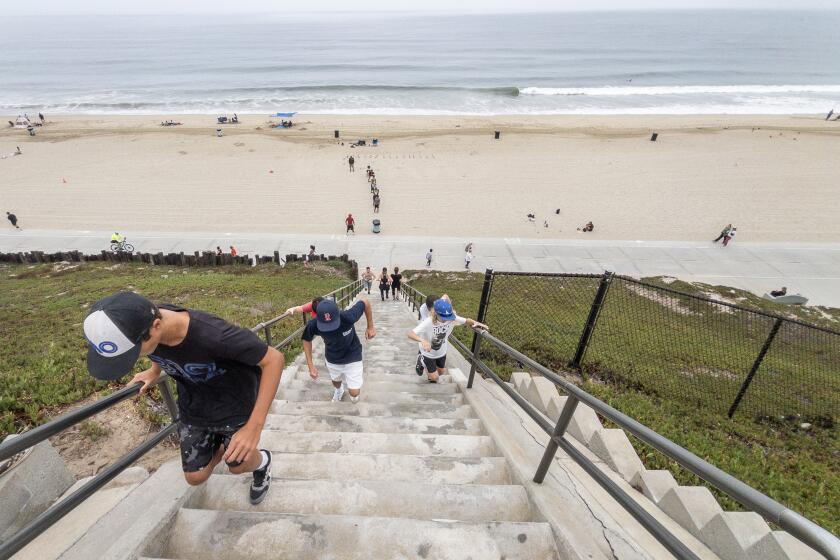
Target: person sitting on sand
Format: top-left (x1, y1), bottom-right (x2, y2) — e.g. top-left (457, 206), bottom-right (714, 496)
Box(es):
top-left (15, 146), bottom-right (21, 155)
top-left (527, 213), bottom-right (535, 222)
top-left (577, 221), bottom-right (594, 232)
top-left (770, 287), bottom-right (788, 297)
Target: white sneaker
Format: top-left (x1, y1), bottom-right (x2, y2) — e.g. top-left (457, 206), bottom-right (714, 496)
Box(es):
top-left (350, 395), bottom-right (360, 404)
top-left (331, 386), bottom-right (345, 402)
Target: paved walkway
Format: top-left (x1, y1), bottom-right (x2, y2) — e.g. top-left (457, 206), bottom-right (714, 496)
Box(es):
top-left (2, 228), bottom-right (840, 307)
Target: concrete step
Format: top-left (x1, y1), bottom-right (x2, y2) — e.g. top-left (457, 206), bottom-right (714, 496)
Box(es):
top-left (259, 430), bottom-right (496, 457)
top-left (264, 414), bottom-right (486, 435)
top-left (284, 378), bottom-right (459, 394)
top-left (163, 509), bottom-right (559, 560)
top-left (216, 452), bottom-right (512, 485)
top-left (270, 400), bottom-right (476, 419)
top-left (287, 365), bottom-right (452, 385)
top-left (277, 389), bottom-right (464, 406)
top-left (190, 477), bottom-right (532, 522)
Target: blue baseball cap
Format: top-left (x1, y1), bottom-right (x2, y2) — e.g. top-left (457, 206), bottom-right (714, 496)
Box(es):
top-left (433, 299), bottom-right (457, 321)
top-left (316, 299), bottom-right (341, 332)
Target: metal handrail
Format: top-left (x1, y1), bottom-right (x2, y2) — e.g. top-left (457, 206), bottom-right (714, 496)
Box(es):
top-left (400, 282), bottom-right (840, 560)
top-left (0, 277), bottom-right (365, 560)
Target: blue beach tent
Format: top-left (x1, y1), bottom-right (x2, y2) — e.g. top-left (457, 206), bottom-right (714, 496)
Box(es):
top-left (272, 112), bottom-right (297, 118)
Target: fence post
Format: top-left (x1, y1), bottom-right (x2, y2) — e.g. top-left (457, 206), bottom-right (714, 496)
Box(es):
top-left (158, 379), bottom-right (179, 422)
top-left (534, 395), bottom-right (579, 483)
top-left (467, 330), bottom-right (483, 389)
top-left (472, 268), bottom-right (494, 355)
top-left (728, 317), bottom-right (785, 418)
top-left (570, 272), bottom-right (614, 373)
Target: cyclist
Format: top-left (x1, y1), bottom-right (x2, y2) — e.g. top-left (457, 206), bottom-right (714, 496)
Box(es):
top-left (111, 232), bottom-right (124, 244)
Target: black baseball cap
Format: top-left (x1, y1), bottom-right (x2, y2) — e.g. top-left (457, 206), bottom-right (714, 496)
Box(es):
top-left (316, 299), bottom-right (341, 333)
top-left (83, 292), bottom-right (158, 380)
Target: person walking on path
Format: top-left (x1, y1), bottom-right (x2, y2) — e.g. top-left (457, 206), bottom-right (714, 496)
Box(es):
top-left (408, 298), bottom-right (487, 383)
top-left (378, 267), bottom-right (390, 301)
top-left (722, 227), bottom-right (737, 247)
top-left (305, 245), bottom-right (316, 267)
top-left (373, 193), bottom-right (380, 213)
top-left (83, 291), bottom-right (284, 503)
top-left (713, 224), bottom-right (732, 243)
top-left (426, 249), bottom-right (433, 267)
top-left (390, 267), bottom-right (403, 300)
top-left (6, 212), bottom-right (20, 229)
top-left (348, 155), bottom-right (355, 172)
top-left (301, 298), bottom-right (376, 403)
top-left (464, 249), bottom-right (473, 269)
top-left (345, 214), bottom-right (355, 235)
top-left (361, 266), bottom-right (375, 294)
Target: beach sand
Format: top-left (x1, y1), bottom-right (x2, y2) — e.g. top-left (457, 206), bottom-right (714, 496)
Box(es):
top-left (1, 114), bottom-right (839, 241)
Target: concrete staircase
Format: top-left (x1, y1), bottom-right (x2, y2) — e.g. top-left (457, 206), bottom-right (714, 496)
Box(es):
top-left (140, 296), bottom-right (561, 560)
top-left (509, 373), bottom-right (824, 560)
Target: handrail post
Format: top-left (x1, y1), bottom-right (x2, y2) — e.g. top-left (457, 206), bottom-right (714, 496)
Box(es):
top-left (158, 378), bottom-right (179, 421)
top-left (728, 317), bottom-right (784, 418)
top-left (467, 330), bottom-right (483, 389)
top-left (263, 325), bottom-right (272, 346)
top-left (534, 395), bottom-right (579, 483)
top-left (471, 268), bottom-right (494, 355)
top-left (570, 271), bottom-right (614, 371)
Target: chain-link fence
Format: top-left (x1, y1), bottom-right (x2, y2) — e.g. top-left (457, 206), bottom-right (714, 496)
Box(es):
top-left (480, 271), bottom-right (840, 422)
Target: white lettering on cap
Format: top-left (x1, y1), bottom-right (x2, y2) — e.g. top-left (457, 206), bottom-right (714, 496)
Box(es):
top-left (83, 310), bottom-right (135, 357)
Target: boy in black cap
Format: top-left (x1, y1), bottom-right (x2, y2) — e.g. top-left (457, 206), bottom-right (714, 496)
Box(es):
top-left (302, 298), bottom-right (375, 403)
top-left (83, 291), bottom-right (285, 504)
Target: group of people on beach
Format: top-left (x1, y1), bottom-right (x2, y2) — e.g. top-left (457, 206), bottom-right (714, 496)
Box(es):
top-left (83, 271), bottom-right (484, 506)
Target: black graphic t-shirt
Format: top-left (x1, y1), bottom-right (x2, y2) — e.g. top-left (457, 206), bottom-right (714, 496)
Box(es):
top-left (390, 273), bottom-right (402, 288)
top-left (149, 305), bottom-right (268, 427)
top-left (301, 301), bottom-right (366, 364)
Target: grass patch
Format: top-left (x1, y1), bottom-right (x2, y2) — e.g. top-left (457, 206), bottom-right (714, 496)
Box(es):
top-left (0, 260), bottom-right (354, 439)
top-left (404, 270), bottom-right (840, 535)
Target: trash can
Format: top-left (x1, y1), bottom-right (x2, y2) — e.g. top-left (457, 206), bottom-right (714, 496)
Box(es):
top-left (372, 219), bottom-right (381, 234)
top-left (334, 130), bottom-right (340, 139)
top-left (216, 128), bottom-right (223, 137)
top-left (494, 130), bottom-right (500, 140)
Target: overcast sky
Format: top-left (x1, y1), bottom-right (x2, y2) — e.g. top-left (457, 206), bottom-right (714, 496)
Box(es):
top-left (9, 0), bottom-right (840, 15)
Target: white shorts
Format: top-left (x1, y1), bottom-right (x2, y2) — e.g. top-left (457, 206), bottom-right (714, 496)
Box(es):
top-left (325, 360), bottom-right (364, 390)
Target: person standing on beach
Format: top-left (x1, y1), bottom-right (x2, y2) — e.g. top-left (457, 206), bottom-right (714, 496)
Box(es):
top-left (348, 155), bottom-right (355, 172)
top-left (464, 249), bottom-right (473, 269)
top-left (83, 291), bottom-right (284, 503)
top-left (722, 227), bottom-right (737, 247)
top-left (373, 193), bottom-right (380, 213)
top-left (390, 267), bottom-right (402, 300)
top-left (6, 212), bottom-right (20, 229)
top-left (713, 224), bottom-right (732, 243)
top-left (345, 214), bottom-right (355, 235)
top-left (378, 267), bottom-right (390, 301)
top-left (426, 249), bottom-right (433, 267)
top-left (301, 298), bottom-right (376, 403)
top-left (361, 266), bottom-right (375, 294)
top-left (407, 298), bottom-right (487, 383)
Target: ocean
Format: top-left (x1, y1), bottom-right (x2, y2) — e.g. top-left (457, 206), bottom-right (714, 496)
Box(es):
top-left (3, 10), bottom-right (840, 115)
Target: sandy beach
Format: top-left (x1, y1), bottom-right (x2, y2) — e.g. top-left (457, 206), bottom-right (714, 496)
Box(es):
top-left (1, 114), bottom-right (839, 241)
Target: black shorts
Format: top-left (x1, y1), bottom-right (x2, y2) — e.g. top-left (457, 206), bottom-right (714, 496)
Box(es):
top-left (178, 422), bottom-right (245, 472)
top-left (422, 355), bottom-right (446, 372)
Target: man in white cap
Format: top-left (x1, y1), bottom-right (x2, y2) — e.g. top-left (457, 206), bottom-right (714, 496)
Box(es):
top-left (83, 291), bottom-right (284, 504)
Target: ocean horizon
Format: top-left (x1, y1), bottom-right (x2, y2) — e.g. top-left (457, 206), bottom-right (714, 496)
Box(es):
top-left (3, 10), bottom-right (840, 115)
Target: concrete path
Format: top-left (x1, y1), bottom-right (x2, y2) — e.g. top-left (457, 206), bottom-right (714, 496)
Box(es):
top-left (2, 228), bottom-right (839, 307)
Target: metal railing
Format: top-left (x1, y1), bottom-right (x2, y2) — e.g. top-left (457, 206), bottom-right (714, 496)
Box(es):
top-left (400, 282), bottom-right (840, 560)
top-left (0, 278), bottom-right (364, 560)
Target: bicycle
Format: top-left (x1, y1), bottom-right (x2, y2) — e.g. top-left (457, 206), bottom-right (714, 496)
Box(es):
top-left (110, 239), bottom-right (134, 253)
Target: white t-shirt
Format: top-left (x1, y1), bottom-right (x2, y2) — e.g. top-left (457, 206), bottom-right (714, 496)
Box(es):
top-left (413, 316), bottom-right (467, 359)
top-left (419, 304), bottom-right (431, 321)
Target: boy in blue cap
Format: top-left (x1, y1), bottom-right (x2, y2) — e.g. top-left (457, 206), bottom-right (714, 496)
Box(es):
top-left (302, 298), bottom-right (376, 402)
top-left (407, 298), bottom-right (487, 383)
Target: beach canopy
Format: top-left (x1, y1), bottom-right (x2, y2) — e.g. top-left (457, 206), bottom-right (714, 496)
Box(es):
top-left (272, 112), bottom-right (297, 117)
